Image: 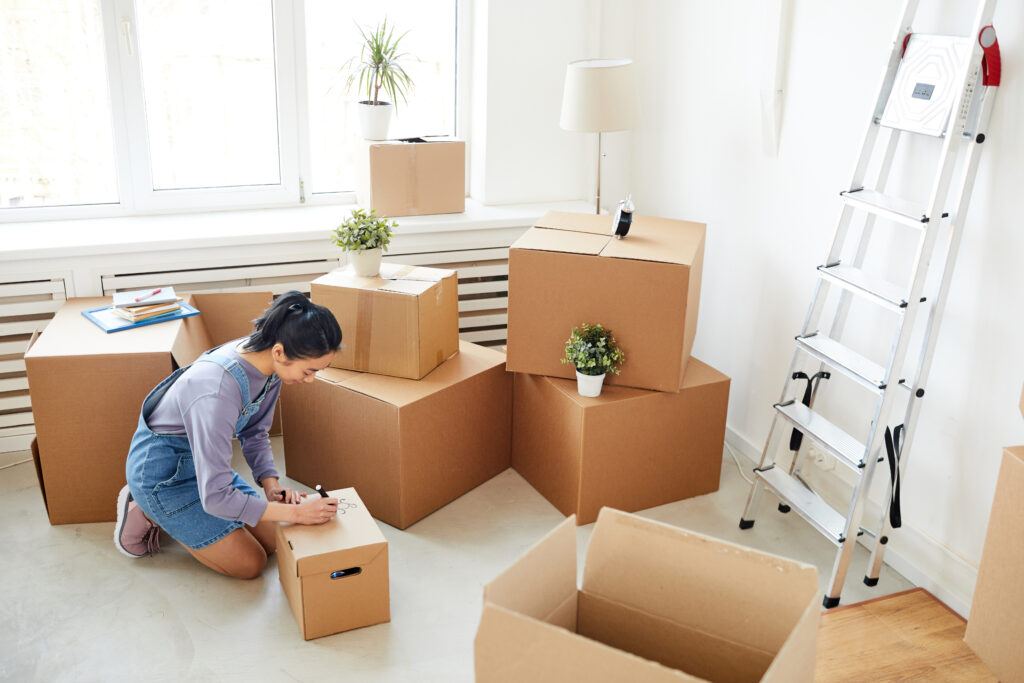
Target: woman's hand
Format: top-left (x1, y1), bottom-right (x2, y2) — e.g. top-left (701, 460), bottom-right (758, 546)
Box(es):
top-left (293, 496), bottom-right (338, 525)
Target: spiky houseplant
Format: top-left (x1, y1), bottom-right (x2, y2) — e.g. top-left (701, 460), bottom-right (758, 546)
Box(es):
top-left (344, 19), bottom-right (414, 109)
top-left (331, 208), bottom-right (396, 252)
top-left (561, 323), bottom-right (625, 376)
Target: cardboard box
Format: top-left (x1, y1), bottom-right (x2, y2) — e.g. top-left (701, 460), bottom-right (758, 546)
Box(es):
top-left (24, 293), bottom-right (274, 524)
top-left (276, 487), bottom-right (390, 640)
top-left (356, 136), bottom-right (465, 217)
top-left (281, 340), bottom-right (512, 529)
top-left (506, 211), bottom-right (706, 393)
top-left (475, 508), bottom-right (820, 682)
top-left (311, 263), bottom-right (459, 380)
top-left (512, 357), bottom-right (729, 525)
top-left (964, 445), bottom-right (1024, 680)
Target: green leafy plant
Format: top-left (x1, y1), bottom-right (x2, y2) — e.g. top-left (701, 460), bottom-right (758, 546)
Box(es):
top-left (561, 323), bottom-right (625, 376)
top-left (344, 19), bottom-right (415, 108)
top-left (331, 208), bottom-right (396, 252)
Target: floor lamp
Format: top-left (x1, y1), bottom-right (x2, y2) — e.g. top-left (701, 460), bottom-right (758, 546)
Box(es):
top-left (559, 59), bottom-right (638, 214)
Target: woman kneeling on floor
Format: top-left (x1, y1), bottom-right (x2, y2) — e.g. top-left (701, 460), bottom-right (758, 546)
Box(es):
top-left (114, 290), bottom-right (342, 578)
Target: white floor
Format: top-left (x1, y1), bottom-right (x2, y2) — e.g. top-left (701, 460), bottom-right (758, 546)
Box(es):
top-left (0, 439), bottom-right (912, 682)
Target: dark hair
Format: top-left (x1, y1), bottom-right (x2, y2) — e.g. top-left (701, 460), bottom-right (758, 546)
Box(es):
top-left (243, 291), bottom-right (342, 359)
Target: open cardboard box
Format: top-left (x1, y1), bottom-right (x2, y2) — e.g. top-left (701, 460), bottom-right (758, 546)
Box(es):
top-left (512, 357), bottom-right (729, 525)
top-left (277, 487), bottom-right (390, 641)
top-left (355, 136), bottom-right (466, 217)
top-left (281, 340), bottom-right (512, 529)
top-left (24, 293), bottom-right (277, 524)
top-left (311, 263), bottom-right (459, 380)
top-left (964, 445), bottom-right (1024, 680)
top-left (505, 211), bottom-right (706, 393)
top-left (475, 509), bottom-right (820, 682)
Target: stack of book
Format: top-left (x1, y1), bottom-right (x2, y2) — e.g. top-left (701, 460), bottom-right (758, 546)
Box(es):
top-left (111, 287), bottom-right (183, 322)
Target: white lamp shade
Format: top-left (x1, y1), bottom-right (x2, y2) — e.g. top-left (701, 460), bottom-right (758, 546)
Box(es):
top-left (559, 58), bottom-right (638, 133)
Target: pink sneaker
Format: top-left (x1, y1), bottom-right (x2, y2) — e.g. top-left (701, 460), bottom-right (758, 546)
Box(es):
top-left (114, 485), bottom-right (161, 558)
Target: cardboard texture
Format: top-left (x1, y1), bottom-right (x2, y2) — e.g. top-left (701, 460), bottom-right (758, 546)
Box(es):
top-left (964, 445), bottom-right (1024, 681)
top-left (512, 357), bottom-right (729, 525)
top-left (281, 340), bottom-right (512, 529)
top-left (276, 487), bottom-right (390, 640)
top-left (506, 210), bottom-right (706, 393)
top-left (311, 264), bottom-right (459, 380)
top-left (24, 293), bottom-right (274, 524)
top-left (355, 136), bottom-right (465, 217)
top-left (475, 509), bottom-right (820, 682)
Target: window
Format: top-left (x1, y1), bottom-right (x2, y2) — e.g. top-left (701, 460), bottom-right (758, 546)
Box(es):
top-left (0, 0), bottom-right (460, 219)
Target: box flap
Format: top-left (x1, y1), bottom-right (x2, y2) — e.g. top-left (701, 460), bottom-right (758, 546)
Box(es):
top-left (25, 298), bottom-right (189, 358)
top-left (535, 211), bottom-right (615, 236)
top-left (278, 487), bottom-right (388, 577)
top-left (511, 226), bottom-right (609, 256)
top-left (190, 292), bottom-right (274, 346)
top-left (582, 509), bottom-right (818, 655)
top-left (483, 516), bottom-right (578, 628)
top-left (334, 340), bottom-right (502, 407)
top-left (599, 215), bottom-right (705, 266)
top-left (171, 294), bottom-right (215, 367)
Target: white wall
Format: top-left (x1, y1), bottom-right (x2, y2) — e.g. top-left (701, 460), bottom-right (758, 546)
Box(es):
top-left (599, 0), bottom-right (1024, 615)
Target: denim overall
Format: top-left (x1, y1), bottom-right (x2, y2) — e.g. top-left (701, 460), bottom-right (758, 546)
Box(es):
top-left (125, 347), bottom-right (277, 549)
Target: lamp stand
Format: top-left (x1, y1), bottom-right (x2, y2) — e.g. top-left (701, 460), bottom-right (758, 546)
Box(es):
top-left (595, 132), bottom-right (603, 214)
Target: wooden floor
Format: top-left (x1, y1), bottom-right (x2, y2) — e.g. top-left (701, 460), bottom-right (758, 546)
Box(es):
top-left (816, 588), bottom-right (996, 682)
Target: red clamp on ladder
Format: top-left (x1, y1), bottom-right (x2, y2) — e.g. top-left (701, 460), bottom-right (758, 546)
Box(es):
top-left (979, 25), bottom-right (1001, 86)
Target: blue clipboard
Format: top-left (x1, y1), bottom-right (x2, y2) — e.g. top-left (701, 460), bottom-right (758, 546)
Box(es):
top-left (82, 302), bottom-right (201, 333)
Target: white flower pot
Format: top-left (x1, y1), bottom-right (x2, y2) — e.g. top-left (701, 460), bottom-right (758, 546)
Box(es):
top-left (575, 370), bottom-right (606, 397)
top-left (358, 101), bottom-right (394, 140)
top-left (348, 247), bottom-right (383, 277)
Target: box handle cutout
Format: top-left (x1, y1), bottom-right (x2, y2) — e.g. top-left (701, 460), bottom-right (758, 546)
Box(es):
top-left (331, 567), bottom-right (362, 579)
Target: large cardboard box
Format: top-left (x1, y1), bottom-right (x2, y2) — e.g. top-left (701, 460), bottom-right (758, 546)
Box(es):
top-left (506, 211), bottom-right (706, 393)
top-left (475, 509), bottom-right (820, 682)
top-left (276, 487), bottom-right (390, 640)
top-left (281, 340), bottom-right (512, 529)
top-left (24, 292), bottom-right (275, 524)
top-left (512, 357), bottom-right (729, 525)
top-left (964, 445), bottom-right (1024, 680)
top-left (311, 263), bottom-right (459, 380)
top-left (356, 136), bottom-right (465, 217)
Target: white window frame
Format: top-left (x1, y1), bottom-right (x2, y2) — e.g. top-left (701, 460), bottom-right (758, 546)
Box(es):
top-left (0, 0), bottom-right (466, 222)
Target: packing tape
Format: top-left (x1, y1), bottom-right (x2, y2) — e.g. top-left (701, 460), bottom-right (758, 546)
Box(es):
top-left (392, 265), bottom-right (417, 280)
top-left (354, 289), bottom-right (374, 371)
top-left (406, 145), bottom-right (418, 214)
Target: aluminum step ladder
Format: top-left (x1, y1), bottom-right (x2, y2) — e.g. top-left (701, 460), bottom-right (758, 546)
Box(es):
top-left (739, 0), bottom-right (1002, 609)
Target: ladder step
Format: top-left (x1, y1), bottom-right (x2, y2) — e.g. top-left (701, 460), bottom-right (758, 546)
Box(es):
top-left (839, 188), bottom-right (941, 228)
top-left (817, 263), bottom-right (908, 311)
top-left (775, 401), bottom-right (866, 471)
top-left (796, 333), bottom-right (887, 391)
top-left (756, 467), bottom-right (846, 544)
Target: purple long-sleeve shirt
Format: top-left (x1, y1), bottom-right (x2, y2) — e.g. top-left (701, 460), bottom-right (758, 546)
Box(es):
top-left (147, 340), bottom-right (281, 527)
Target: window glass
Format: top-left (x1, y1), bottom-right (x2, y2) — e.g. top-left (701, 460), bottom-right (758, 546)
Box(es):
top-left (135, 0), bottom-right (280, 190)
top-left (0, 1), bottom-right (118, 208)
top-left (304, 1), bottom-right (458, 194)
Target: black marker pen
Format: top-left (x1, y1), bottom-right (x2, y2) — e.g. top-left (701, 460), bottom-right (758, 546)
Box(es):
top-left (315, 485), bottom-right (328, 498)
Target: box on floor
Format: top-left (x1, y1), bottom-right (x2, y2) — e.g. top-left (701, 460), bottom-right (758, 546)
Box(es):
top-left (281, 340), bottom-right (512, 529)
top-left (355, 136), bottom-right (465, 217)
top-left (512, 357), bottom-right (730, 525)
top-left (311, 263), bottom-right (459, 380)
top-left (277, 487), bottom-right (390, 641)
top-left (964, 445), bottom-right (1024, 681)
top-left (25, 292), bottom-right (276, 524)
top-left (475, 508), bottom-right (820, 682)
top-left (506, 211), bottom-right (706, 393)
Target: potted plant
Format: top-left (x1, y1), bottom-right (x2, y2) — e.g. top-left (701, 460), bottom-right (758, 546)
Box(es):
top-left (331, 208), bottom-right (397, 277)
top-left (344, 19), bottom-right (415, 140)
top-left (561, 323), bottom-right (625, 397)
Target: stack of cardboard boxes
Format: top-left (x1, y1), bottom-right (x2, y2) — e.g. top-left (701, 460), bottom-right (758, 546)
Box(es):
top-left (281, 262), bottom-right (513, 530)
top-left (504, 211), bottom-right (731, 524)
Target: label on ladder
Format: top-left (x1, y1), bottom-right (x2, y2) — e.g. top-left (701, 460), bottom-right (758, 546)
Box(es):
top-left (880, 34), bottom-right (971, 137)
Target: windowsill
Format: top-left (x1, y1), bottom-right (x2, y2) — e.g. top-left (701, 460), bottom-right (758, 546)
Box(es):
top-left (1, 198), bottom-right (594, 262)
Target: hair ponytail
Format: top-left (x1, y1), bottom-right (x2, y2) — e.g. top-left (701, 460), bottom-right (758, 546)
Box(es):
top-left (243, 291), bottom-right (342, 359)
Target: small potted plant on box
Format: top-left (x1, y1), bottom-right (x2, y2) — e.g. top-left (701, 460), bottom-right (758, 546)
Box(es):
top-left (561, 323), bottom-right (625, 397)
top-left (331, 208), bottom-right (397, 277)
top-left (344, 19), bottom-right (415, 140)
